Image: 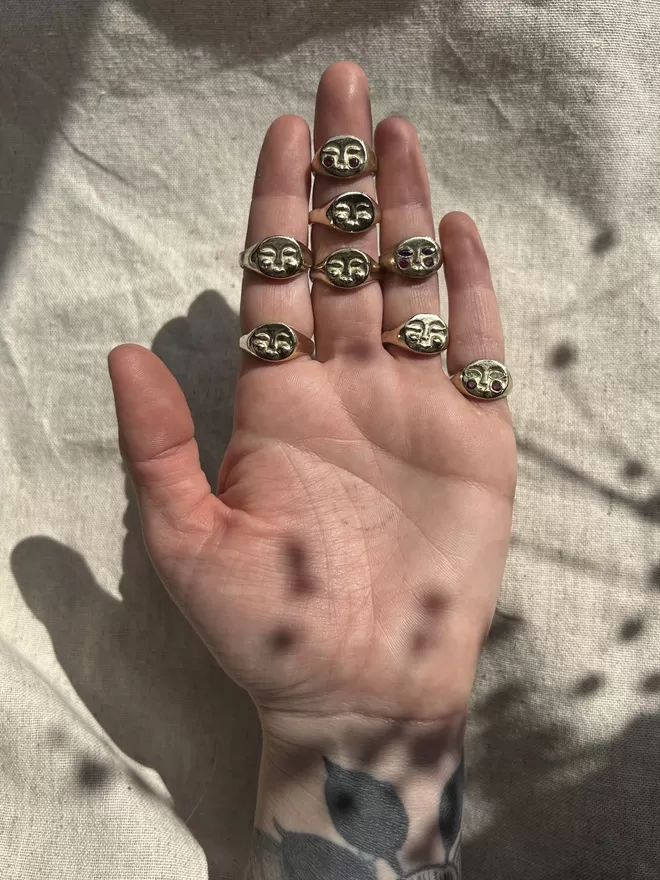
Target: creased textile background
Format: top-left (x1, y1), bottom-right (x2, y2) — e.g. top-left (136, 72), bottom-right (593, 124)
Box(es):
top-left (1, 1), bottom-right (659, 878)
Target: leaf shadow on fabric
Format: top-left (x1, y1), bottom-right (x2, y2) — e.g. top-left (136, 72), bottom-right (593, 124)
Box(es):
top-left (11, 290), bottom-right (261, 880)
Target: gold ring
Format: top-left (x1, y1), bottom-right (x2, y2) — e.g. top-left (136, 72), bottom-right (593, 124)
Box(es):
top-left (309, 191), bottom-right (381, 234)
top-left (380, 236), bottom-right (443, 278)
top-left (450, 359), bottom-right (512, 400)
top-left (240, 322), bottom-right (314, 363)
top-left (382, 314), bottom-right (448, 356)
top-left (311, 247), bottom-right (381, 289)
top-left (239, 235), bottom-right (313, 279)
top-left (312, 135), bottom-right (378, 179)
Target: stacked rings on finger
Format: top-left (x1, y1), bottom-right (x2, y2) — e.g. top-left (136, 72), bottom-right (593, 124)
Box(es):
top-left (238, 133), bottom-right (512, 397)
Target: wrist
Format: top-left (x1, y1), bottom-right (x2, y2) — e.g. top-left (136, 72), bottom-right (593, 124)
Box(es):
top-left (248, 713), bottom-right (466, 880)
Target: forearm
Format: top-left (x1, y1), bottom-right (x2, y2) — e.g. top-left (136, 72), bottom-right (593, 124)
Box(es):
top-left (246, 714), bottom-right (465, 880)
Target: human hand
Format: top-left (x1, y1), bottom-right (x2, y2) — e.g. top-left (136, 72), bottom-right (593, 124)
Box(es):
top-left (108, 62), bottom-right (516, 876)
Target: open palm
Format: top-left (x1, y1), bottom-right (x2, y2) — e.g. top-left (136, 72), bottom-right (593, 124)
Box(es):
top-left (108, 64), bottom-right (516, 739)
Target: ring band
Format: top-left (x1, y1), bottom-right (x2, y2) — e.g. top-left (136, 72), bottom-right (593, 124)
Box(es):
top-left (309, 191), bottom-right (381, 234)
top-left (240, 235), bottom-right (313, 280)
top-left (312, 135), bottom-right (378, 179)
top-left (450, 359), bottom-right (512, 400)
top-left (380, 236), bottom-right (443, 278)
top-left (311, 247), bottom-right (381, 289)
top-left (240, 322), bottom-right (314, 363)
top-left (382, 314), bottom-right (449, 356)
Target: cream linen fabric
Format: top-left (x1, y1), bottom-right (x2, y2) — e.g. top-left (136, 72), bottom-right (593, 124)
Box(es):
top-left (1, 1), bottom-right (659, 878)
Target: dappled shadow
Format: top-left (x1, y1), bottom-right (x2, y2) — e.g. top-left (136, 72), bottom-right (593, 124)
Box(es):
top-left (11, 290), bottom-right (260, 880)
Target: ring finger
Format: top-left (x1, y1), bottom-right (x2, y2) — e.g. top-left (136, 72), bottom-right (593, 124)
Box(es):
top-left (375, 116), bottom-right (444, 363)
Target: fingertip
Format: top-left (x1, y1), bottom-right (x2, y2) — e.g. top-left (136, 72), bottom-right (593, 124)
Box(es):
top-left (318, 61), bottom-right (369, 94)
top-left (375, 115), bottom-right (418, 151)
top-left (264, 114), bottom-right (311, 147)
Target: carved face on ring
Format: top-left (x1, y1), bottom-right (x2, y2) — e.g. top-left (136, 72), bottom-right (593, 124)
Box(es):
top-left (247, 323), bottom-right (297, 361)
top-left (323, 248), bottom-right (372, 288)
top-left (461, 359), bottom-right (510, 398)
top-left (319, 136), bottom-right (367, 177)
top-left (395, 237), bottom-right (442, 277)
top-left (252, 236), bottom-right (302, 278)
top-left (399, 314), bottom-right (448, 354)
top-left (327, 192), bottom-right (375, 233)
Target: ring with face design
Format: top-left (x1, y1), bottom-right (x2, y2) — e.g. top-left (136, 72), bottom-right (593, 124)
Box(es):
top-left (382, 314), bottom-right (449, 356)
top-left (311, 135), bottom-right (378, 179)
top-left (380, 236), bottom-right (443, 278)
top-left (239, 235), bottom-right (313, 280)
top-left (309, 191), bottom-right (381, 234)
top-left (310, 247), bottom-right (381, 289)
top-left (451, 359), bottom-right (512, 400)
top-left (239, 322), bottom-right (314, 363)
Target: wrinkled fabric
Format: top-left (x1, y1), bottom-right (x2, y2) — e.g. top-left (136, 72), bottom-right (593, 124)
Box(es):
top-left (1, 1), bottom-right (659, 878)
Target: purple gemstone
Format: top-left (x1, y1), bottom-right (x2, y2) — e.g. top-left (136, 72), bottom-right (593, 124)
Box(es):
top-left (348, 156), bottom-right (360, 168)
top-left (422, 246), bottom-right (436, 255)
top-left (466, 379), bottom-right (477, 390)
top-left (491, 380), bottom-right (503, 392)
top-left (398, 258), bottom-right (411, 269)
top-left (423, 257), bottom-right (436, 267)
top-left (323, 155), bottom-right (334, 167)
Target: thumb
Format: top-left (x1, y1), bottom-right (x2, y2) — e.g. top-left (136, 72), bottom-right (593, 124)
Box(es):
top-left (108, 344), bottom-right (226, 548)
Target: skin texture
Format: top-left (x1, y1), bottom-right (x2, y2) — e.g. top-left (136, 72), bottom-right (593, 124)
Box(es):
top-left (107, 63), bottom-right (516, 875)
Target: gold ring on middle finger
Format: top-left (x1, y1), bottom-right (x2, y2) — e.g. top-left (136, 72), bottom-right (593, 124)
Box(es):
top-left (311, 247), bottom-right (381, 289)
top-left (309, 191), bottom-right (381, 234)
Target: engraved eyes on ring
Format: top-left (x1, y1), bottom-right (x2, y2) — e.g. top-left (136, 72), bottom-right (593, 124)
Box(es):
top-left (250, 329), bottom-right (294, 358)
top-left (397, 244), bottom-right (438, 270)
top-left (464, 367), bottom-right (507, 394)
top-left (321, 142), bottom-right (365, 171)
top-left (326, 256), bottom-right (368, 283)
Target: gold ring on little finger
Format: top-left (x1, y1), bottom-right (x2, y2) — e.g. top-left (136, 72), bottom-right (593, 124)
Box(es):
top-left (240, 322), bottom-right (314, 363)
top-left (239, 236), bottom-right (313, 279)
top-left (309, 191), bottom-right (381, 234)
top-left (382, 314), bottom-right (448, 355)
top-left (311, 248), bottom-right (381, 289)
top-left (450, 359), bottom-right (512, 400)
top-left (380, 236), bottom-right (443, 278)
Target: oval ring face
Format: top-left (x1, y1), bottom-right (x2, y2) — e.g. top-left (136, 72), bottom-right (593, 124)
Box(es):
top-left (461, 359), bottom-right (510, 399)
top-left (399, 314), bottom-right (448, 354)
top-left (323, 248), bottom-right (372, 288)
top-left (327, 192), bottom-right (376, 233)
top-left (251, 236), bottom-right (303, 278)
top-left (394, 236), bottom-right (442, 277)
top-left (319, 136), bottom-right (368, 177)
top-left (247, 323), bottom-right (297, 361)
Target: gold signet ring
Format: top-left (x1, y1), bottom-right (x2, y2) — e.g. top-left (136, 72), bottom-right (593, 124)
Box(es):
top-left (379, 236), bottom-right (443, 278)
top-left (309, 191), bottom-right (381, 234)
top-left (240, 323), bottom-right (314, 363)
top-left (450, 359), bottom-right (512, 400)
top-left (239, 236), bottom-right (313, 279)
top-left (382, 314), bottom-right (449, 356)
top-left (312, 135), bottom-right (378, 179)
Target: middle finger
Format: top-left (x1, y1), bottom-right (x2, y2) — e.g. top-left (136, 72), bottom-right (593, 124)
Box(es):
top-left (311, 62), bottom-right (383, 362)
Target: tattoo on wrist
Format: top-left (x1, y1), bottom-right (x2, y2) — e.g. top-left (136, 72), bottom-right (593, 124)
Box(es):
top-left (247, 755), bottom-right (464, 880)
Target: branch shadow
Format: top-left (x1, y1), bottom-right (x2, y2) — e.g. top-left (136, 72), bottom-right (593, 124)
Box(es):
top-left (11, 290), bottom-right (260, 880)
